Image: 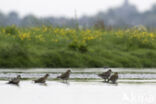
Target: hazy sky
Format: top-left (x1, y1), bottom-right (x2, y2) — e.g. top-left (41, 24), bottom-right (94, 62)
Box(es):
top-left (0, 0), bottom-right (156, 17)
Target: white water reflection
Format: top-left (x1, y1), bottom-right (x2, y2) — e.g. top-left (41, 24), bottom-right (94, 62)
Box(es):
top-left (0, 81), bottom-right (155, 104)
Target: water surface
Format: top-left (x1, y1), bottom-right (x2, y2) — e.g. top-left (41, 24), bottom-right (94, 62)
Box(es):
top-left (0, 68), bottom-right (156, 104)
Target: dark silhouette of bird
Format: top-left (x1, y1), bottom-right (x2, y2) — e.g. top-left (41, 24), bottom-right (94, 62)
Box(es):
top-left (8, 75), bottom-right (21, 85)
top-left (34, 74), bottom-right (49, 83)
top-left (57, 69), bottom-right (71, 82)
top-left (108, 72), bottom-right (118, 84)
top-left (98, 69), bottom-right (112, 82)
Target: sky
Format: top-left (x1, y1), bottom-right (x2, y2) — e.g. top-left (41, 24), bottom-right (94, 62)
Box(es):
top-left (0, 0), bottom-right (156, 18)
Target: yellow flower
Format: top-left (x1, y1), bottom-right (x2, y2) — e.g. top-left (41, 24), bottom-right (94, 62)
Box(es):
top-left (19, 33), bottom-right (30, 40)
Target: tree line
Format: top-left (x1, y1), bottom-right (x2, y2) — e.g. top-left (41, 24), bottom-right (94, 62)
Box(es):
top-left (1, 3), bottom-right (156, 28)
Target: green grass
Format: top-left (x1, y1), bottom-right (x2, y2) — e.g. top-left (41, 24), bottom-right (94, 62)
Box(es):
top-left (0, 26), bottom-right (156, 68)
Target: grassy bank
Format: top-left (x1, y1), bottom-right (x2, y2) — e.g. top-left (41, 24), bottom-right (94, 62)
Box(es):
top-left (0, 25), bottom-right (156, 68)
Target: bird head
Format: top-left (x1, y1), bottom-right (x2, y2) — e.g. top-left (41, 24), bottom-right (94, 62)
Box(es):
top-left (108, 69), bottom-right (112, 73)
top-left (17, 75), bottom-right (21, 79)
top-left (67, 69), bottom-right (71, 73)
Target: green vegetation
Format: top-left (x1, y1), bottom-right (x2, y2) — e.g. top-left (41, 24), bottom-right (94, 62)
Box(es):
top-left (0, 26), bottom-right (156, 68)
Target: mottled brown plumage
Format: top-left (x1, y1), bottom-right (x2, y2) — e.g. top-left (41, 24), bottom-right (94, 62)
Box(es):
top-left (98, 69), bottom-right (112, 82)
top-left (34, 74), bottom-right (49, 83)
top-left (8, 75), bottom-right (21, 85)
top-left (57, 70), bottom-right (71, 82)
top-left (108, 72), bottom-right (118, 84)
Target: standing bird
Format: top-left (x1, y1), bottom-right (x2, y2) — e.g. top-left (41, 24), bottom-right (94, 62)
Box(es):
top-left (98, 69), bottom-right (112, 82)
top-left (8, 75), bottom-right (21, 85)
top-left (57, 69), bottom-right (71, 82)
top-left (108, 72), bottom-right (118, 84)
top-left (34, 74), bottom-right (49, 83)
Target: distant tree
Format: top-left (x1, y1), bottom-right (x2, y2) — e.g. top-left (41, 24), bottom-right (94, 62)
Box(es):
top-left (7, 11), bottom-right (20, 26)
top-left (21, 15), bottom-right (41, 27)
top-left (151, 4), bottom-right (156, 13)
top-left (0, 11), bottom-right (6, 26)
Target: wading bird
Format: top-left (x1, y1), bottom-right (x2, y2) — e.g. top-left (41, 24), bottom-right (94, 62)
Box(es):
top-left (8, 75), bottom-right (21, 85)
top-left (57, 69), bottom-right (71, 82)
top-left (108, 72), bottom-right (118, 84)
top-left (98, 69), bottom-right (112, 82)
top-left (34, 74), bottom-right (49, 83)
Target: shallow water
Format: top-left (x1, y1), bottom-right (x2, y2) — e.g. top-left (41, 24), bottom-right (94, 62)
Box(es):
top-left (0, 68), bottom-right (156, 104)
top-left (1, 68), bottom-right (156, 80)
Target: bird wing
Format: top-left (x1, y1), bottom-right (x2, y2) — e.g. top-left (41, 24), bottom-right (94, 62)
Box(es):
top-left (102, 72), bottom-right (110, 76)
top-left (9, 78), bottom-right (19, 83)
top-left (35, 77), bottom-right (44, 82)
top-left (59, 73), bottom-right (66, 78)
top-left (110, 75), bottom-right (118, 80)
top-left (109, 75), bottom-right (114, 80)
